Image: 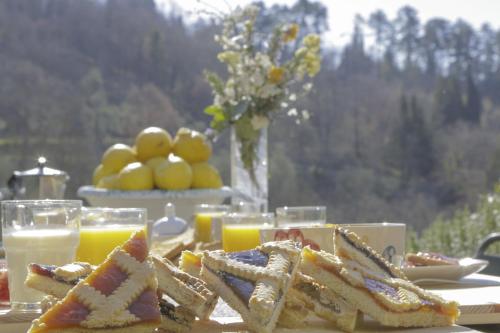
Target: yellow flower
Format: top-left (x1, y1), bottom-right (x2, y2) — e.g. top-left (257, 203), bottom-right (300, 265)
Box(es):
top-left (217, 51), bottom-right (240, 66)
top-left (303, 34), bottom-right (320, 51)
top-left (283, 23), bottom-right (299, 42)
top-left (294, 47), bottom-right (308, 59)
top-left (268, 66), bottom-right (285, 84)
top-left (304, 53), bottom-right (321, 77)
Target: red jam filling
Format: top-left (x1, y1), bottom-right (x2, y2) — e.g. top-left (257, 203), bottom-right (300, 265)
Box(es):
top-left (122, 231), bottom-right (148, 262)
top-left (88, 263), bottom-right (128, 296)
top-left (128, 288), bottom-right (161, 322)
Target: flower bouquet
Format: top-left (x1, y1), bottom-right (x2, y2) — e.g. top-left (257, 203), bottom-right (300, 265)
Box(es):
top-left (204, 5), bottom-right (321, 207)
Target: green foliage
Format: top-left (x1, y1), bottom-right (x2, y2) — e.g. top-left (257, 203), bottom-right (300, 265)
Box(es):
top-left (411, 184), bottom-right (500, 256)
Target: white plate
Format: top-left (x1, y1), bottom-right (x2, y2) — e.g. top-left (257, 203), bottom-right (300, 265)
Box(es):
top-left (403, 258), bottom-right (489, 281)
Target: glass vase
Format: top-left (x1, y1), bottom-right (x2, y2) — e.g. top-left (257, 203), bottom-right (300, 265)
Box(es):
top-left (230, 126), bottom-right (268, 212)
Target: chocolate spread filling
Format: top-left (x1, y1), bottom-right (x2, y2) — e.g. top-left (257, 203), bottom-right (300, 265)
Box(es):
top-left (29, 263), bottom-right (84, 285)
top-left (364, 277), bottom-right (399, 299)
top-left (228, 250), bottom-right (269, 267)
top-left (159, 299), bottom-right (191, 325)
top-left (295, 282), bottom-right (342, 313)
top-left (218, 271), bottom-right (256, 305)
top-left (338, 230), bottom-right (395, 278)
top-left (29, 263), bottom-right (57, 278)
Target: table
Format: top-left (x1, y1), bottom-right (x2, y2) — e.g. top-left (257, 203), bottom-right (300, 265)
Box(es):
top-left (424, 273), bottom-right (500, 326)
top-left (0, 308), bottom-right (486, 333)
top-left (1, 273), bottom-right (499, 332)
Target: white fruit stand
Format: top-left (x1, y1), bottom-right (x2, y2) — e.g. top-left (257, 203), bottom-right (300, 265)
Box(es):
top-left (77, 186), bottom-right (233, 221)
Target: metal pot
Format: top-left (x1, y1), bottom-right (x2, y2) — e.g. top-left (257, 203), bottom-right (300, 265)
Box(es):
top-left (6, 157), bottom-right (69, 200)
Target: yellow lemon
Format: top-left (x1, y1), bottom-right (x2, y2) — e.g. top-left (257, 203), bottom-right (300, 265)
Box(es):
top-left (96, 174), bottom-right (119, 190)
top-left (191, 162), bottom-right (223, 189)
top-left (118, 162), bottom-right (154, 190)
top-left (172, 128), bottom-right (212, 164)
top-left (92, 164), bottom-right (114, 186)
top-left (145, 156), bottom-right (167, 170)
top-left (101, 144), bottom-right (137, 174)
top-left (135, 127), bottom-right (172, 162)
top-left (154, 155), bottom-right (192, 190)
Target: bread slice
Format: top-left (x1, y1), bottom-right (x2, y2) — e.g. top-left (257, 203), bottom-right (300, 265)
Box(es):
top-left (300, 247), bottom-right (460, 328)
top-left (333, 227), bottom-right (406, 279)
top-left (25, 262), bottom-right (93, 298)
top-left (28, 230), bottom-right (162, 333)
top-left (200, 240), bottom-right (301, 333)
top-left (178, 250), bottom-right (203, 278)
top-left (153, 255), bottom-right (217, 319)
top-left (277, 288), bottom-right (310, 328)
top-left (290, 273), bottom-right (359, 332)
top-left (158, 299), bottom-right (195, 333)
top-left (405, 252), bottom-right (459, 266)
top-left (26, 259), bottom-right (196, 332)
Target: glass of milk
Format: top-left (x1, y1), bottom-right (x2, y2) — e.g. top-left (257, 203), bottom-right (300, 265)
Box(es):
top-left (1, 200), bottom-right (81, 311)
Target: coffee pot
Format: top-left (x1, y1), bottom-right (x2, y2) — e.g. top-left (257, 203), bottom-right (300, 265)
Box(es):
top-left (6, 157), bottom-right (69, 200)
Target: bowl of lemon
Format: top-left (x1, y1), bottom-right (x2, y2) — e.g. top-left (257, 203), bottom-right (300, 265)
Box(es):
top-left (78, 127), bottom-right (232, 221)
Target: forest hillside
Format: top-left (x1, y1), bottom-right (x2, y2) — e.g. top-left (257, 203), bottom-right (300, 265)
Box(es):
top-left (1, 0), bottom-right (500, 231)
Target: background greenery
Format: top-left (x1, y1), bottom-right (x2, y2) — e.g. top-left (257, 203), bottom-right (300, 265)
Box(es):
top-left (0, 0), bottom-right (499, 252)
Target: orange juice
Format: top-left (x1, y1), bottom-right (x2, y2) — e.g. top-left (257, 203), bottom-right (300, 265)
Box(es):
top-left (222, 224), bottom-right (262, 252)
top-left (195, 212), bottom-right (227, 243)
top-left (76, 225), bottom-right (143, 265)
top-left (194, 213), bottom-right (213, 242)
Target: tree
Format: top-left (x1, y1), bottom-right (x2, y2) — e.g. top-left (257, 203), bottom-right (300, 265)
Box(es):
top-left (433, 75), bottom-right (464, 125)
top-left (388, 94), bottom-right (435, 185)
top-left (421, 18), bottom-right (451, 76)
top-left (368, 9), bottom-right (393, 59)
top-left (463, 71), bottom-right (482, 123)
top-left (394, 6), bottom-right (421, 69)
top-left (449, 20), bottom-right (478, 78)
top-left (338, 15), bottom-right (372, 75)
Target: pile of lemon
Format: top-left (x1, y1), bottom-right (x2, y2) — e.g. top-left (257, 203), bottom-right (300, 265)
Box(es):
top-left (92, 127), bottom-right (223, 191)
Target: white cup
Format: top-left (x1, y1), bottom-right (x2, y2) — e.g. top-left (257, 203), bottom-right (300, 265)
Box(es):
top-left (338, 222), bottom-right (406, 266)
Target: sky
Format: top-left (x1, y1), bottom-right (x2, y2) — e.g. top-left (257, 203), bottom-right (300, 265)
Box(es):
top-left (158, 0), bottom-right (500, 47)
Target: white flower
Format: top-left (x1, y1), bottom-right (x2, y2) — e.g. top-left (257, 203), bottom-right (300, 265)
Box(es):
top-left (259, 83), bottom-right (280, 98)
top-left (289, 93), bottom-right (297, 101)
top-left (250, 70), bottom-right (265, 87)
top-left (214, 95), bottom-right (225, 106)
top-left (255, 52), bottom-right (272, 68)
top-left (303, 83), bottom-right (313, 91)
top-left (287, 108), bottom-right (298, 116)
top-left (251, 115), bottom-right (270, 130)
top-left (301, 110), bottom-right (310, 120)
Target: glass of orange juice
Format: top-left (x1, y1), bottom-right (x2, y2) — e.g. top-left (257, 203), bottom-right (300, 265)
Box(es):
top-left (222, 212), bottom-right (274, 252)
top-left (76, 207), bottom-right (146, 265)
top-left (194, 204), bottom-right (230, 243)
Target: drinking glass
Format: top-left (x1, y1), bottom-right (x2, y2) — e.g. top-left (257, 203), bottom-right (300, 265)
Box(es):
top-left (76, 207), bottom-right (146, 265)
top-left (0, 260), bottom-right (9, 306)
top-left (1, 200), bottom-right (81, 311)
top-left (276, 206), bottom-right (326, 227)
top-left (194, 204), bottom-right (231, 243)
top-left (232, 201), bottom-right (262, 213)
top-left (222, 213), bottom-right (274, 252)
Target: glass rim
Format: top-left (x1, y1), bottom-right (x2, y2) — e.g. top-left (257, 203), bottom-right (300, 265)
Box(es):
top-left (339, 222), bottom-right (406, 227)
top-left (224, 212), bottom-right (275, 219)
top-left (1, 200), bottom-right (82, 208)
top-left (195, 204), bottom-right (231, 211)
top-left (276, 206), bottom-right (326, 213)
top-left (82, 207), bottom-right (146, 213)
